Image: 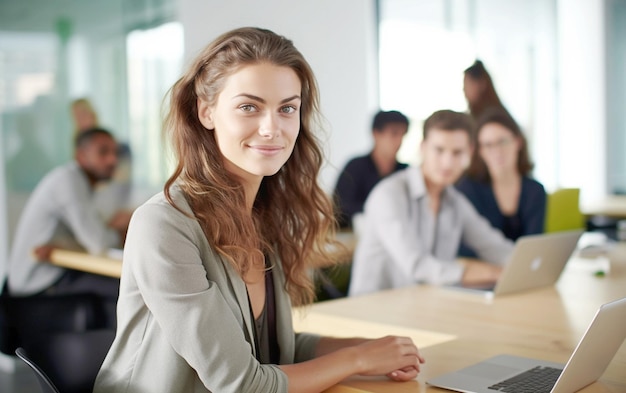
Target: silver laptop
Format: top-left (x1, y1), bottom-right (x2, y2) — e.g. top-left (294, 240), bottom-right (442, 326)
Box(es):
top-left (452, 230), bottom-right (583, 297)
top-left (427, 296), bottom-right (626, 393)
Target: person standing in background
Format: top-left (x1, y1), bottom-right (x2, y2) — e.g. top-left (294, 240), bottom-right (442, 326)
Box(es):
top-left (456, 108), bottom-right (546, 257)
top-left (463, 60), bottom-right (510, 121)
top-left (71, 98), bottom-right (100, 135)
top-left (333, 110), bottom-right (409, 229)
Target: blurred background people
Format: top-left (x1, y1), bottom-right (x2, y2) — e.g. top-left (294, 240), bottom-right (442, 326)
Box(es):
top-left (70, 97), bottom-right (134, 222)
top-left (456, 108), bottom-right (546, 257)
top-left (349, 110), bottom-right (513, 296)
top-left (463, 60), bottom-right (510, 121)
top-left (333, 110), bottom-right (409, 230)
top-left (7, 128), bottom-right (128, 303)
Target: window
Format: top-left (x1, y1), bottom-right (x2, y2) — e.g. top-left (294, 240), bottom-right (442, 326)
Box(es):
top-left (379, 0), bottom-right (558, 189)
top-left (126, 22), bottom-right (184, 197)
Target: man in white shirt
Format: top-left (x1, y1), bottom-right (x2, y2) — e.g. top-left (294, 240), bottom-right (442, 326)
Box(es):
top-left (349, 110), bottom-right (514, 296)
top-left (7, 128), bottom-right (130, 300)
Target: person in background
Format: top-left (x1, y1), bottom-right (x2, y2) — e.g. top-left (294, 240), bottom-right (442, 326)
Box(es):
top-left (349, 110), bottom-right (514, 296)
top-left (333, 110), bottom-right (409, 229)
top-left (70, 97), bottom-right (134, 222)
top-left (463, 60), bottom-right (510, 121)
top-left (94, 27), bottom-right (423, 393)
top-left (7, 128), bottom-right (128, 301)
top-left (456, 108), bottom-right (546, 257)
top-left (71, 98), bottom-right (99, 135)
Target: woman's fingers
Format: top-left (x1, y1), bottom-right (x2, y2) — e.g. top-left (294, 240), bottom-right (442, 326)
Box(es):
top-left (388, 366), bottom-right (419, 381)
top-left (356, 336), bottom-right (425, 378)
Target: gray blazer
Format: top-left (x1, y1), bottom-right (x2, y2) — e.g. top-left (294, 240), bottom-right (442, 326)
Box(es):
top-left (94, 188), bottom-right (320, 393)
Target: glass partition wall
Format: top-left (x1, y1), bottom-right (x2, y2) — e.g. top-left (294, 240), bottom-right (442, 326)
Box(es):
top-left (0, 0), bottom-right (182, 280)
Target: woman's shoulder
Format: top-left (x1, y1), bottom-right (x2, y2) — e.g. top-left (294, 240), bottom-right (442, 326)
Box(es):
top-left (127, 188), bottom-right (208, 256)
top-left (132, 187), bottom-right (195, 229)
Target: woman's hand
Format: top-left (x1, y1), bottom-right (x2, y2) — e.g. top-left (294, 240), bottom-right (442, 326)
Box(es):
top-left (353, 336), bottom-right (425, 380)
top-left (280, 335), bottom-right (424, 392)
top-left (387, 365), bottom-right (421, 381)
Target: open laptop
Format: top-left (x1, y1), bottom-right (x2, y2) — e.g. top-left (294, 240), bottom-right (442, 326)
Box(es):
top-left (427, 296), bottom-right (626, 393)
top-left (451, 230), bottom-right (583, 297)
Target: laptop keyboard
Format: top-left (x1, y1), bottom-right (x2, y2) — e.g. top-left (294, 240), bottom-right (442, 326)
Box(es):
top-left (488, 365), bottom-right (562, 393)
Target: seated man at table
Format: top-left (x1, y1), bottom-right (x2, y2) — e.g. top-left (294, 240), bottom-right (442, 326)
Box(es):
top-left (7, 128), bottom-right (130, 303)
top-left (332, 110), bottom-right (409, 229)
top-left (349, 110), bottom-right (514, 296)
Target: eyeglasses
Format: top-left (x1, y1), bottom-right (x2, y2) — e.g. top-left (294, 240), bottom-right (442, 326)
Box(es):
top-left (479, 137), bottom-right (515, 151)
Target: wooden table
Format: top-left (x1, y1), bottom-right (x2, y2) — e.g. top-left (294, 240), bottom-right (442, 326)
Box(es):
top-left (48, 240), bottom-right (626, 392)
top-left (47, 231), bottom-right (357, 278)
top-left (295, 246), bottom-right (626, 393)
top-left (582, 195), bottom-right (626, 219)
top-left (49, 249), bottom-right (122, 278)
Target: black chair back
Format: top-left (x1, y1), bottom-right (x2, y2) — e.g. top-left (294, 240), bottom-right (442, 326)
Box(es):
top-left (15, 347), bottom-right (61, 393)
top-left (1, 291), bottom-right (105, 355)
top-left (27, 329), bottom-right (115, 393)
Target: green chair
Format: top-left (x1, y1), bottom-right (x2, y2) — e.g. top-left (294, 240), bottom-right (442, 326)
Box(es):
top-left (544, 188), bottom-right (585, 233)
top-left (314, 262), bottom-right (352, 301)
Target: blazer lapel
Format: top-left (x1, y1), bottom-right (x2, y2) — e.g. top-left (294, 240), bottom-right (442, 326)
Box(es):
top-left (221, 257), bottom-right (256, 358)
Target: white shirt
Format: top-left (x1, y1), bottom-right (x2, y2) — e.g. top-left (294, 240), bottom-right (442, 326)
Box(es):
top-left (349, 166), bottom-right (514, 296)
top-left (8, 162), bottom-right (120, 295)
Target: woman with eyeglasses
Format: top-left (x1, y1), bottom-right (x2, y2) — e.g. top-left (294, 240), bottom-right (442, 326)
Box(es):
top-left (455, 108), bottom-right (546, 257)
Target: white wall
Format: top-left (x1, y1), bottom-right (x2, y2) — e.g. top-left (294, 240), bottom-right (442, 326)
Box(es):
top-left (557, 0), bottom-right (607, 205)
top-left (178, 0), bottom-right (379, 191)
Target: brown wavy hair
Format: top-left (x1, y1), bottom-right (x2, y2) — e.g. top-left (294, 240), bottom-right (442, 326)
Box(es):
top-left (466, 107), bottom-right (534, 183)
top-left (163, 27), bottom-right (338, 306)
top-left (464, 60), bottom-right (507, 120)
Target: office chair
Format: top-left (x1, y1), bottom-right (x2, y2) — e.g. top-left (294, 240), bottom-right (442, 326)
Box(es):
top-left (544, 188), bottom-right (585, 233)
top-left (24, 329), bottom-right (115, 393)
top-left (315, 263), bottom-right (352, 301)
top-left (1, 291), bottom-right (106, 355)
top-left (15, 347), bottom-right (60, 393)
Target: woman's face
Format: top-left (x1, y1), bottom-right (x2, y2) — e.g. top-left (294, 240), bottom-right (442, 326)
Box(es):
top-left (198, 62), bottom-right (302, 187)
top-left (478, 122), bottom-right (521, 178)
top-left (421, 128), bottom-right (473, 188)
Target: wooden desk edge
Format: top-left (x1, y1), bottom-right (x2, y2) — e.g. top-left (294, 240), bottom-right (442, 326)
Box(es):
top-left (48, 249), bottom-right (122, 278)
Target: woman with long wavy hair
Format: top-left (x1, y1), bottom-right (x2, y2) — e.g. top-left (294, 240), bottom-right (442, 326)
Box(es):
top-left (94, 27), bottom-right (423, 393)
top-left (456, 108), bottom-right (546, 257)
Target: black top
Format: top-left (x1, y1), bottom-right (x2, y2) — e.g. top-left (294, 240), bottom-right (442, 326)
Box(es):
top-left (455, 175), bottom-right (547, 257)
top-left (249, 269), bottom-right (279, 364)
top-left (333, 154), bottom-right (408, 228)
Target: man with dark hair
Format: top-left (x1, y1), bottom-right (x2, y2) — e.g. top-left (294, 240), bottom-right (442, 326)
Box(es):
top-left (349, 110), bottom-right (514, 296)
top-left (333, 110), bottom-right (409, 229)
top-left (7, 127), bottom-right (130, 300)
